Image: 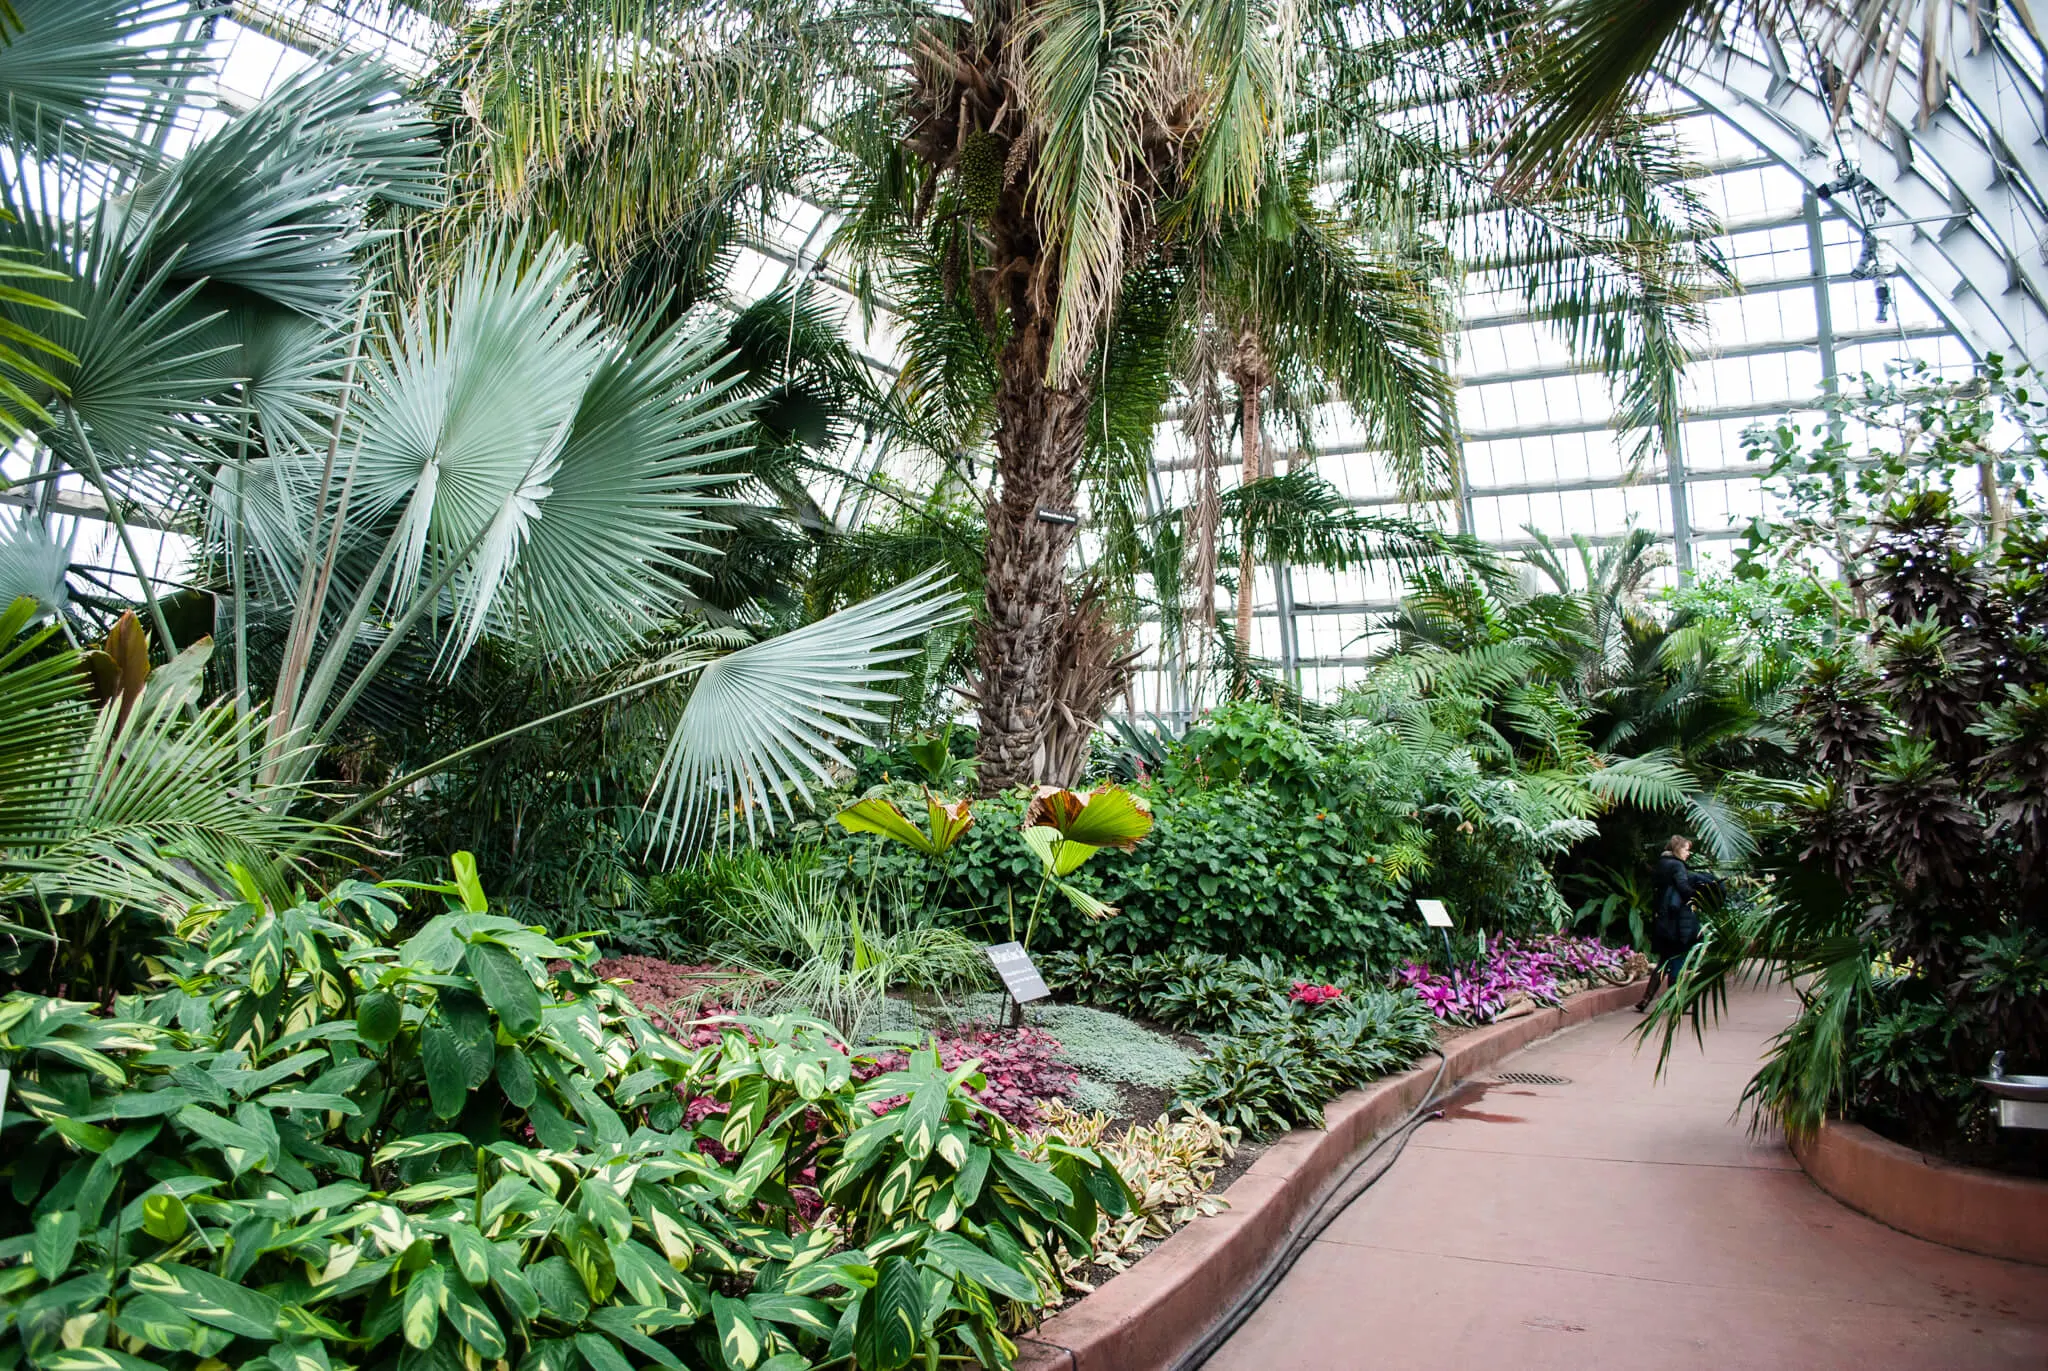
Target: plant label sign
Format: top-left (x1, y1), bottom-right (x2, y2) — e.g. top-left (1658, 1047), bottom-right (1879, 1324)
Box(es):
top-left (986, 942), bottom-right (1051, 1003)
top-left (1417, 899), bottom-right (1454, 928)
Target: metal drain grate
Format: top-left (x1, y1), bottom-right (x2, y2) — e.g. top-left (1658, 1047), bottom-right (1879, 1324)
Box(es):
top-left (1494, 1071), bottom-right (1572, 1086)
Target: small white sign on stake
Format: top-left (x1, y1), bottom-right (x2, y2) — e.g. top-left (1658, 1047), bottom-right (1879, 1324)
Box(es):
top-left (985, 942), bottom-right (1051, 1004)
top-left (1416, 899), bottom-right (1454, 929)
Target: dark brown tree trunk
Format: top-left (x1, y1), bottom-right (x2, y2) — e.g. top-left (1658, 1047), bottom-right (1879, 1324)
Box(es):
top-left (976, 309), bottom-right (1092, 794)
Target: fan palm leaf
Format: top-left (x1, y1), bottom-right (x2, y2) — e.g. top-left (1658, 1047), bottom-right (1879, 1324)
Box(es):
top-left (0, 0), bottom-right (204, 174)
top-left (646, 568), bottom-right (966, 851)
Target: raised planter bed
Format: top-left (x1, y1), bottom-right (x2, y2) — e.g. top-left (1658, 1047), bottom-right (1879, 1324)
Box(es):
top-left (1791, 1119), bottom-right (2048, 1266)
top-left (1013, 980), bottom-right (1643, 1371)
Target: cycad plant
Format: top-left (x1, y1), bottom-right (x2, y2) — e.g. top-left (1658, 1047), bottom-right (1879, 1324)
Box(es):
top-left (0, 597), bottom-right (330, 996)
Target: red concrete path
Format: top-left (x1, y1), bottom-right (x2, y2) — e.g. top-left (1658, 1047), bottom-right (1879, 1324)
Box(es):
top-left (1207, 983), bottom-right (2048, 1370)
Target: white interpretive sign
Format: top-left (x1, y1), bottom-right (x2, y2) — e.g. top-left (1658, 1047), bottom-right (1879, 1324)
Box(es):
top-left (1417, 899), bottom-right (1454, 928)
top-left (985, 942), bottom-right (1051, 1003)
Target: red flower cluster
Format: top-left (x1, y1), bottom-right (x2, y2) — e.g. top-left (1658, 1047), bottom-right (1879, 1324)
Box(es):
top-left (1289, 981), bottom-right (1344, 1006)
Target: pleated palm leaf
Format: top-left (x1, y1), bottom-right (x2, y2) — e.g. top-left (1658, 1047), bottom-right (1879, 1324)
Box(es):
top-left (0, 51), bottom-right (967, 858)
top-left (0, 0), bottom-right (204, 174)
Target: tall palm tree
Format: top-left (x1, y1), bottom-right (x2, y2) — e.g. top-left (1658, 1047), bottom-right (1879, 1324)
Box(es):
top-left (423, 0), bottom-right (1718, 788)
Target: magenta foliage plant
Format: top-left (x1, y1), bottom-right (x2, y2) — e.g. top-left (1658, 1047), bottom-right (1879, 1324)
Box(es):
top-left (1396, 934), bottom-right (1630, 1021)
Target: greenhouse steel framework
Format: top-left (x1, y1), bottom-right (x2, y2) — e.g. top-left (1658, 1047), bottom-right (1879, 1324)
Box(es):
top-left (19, 0), bottom-right (2048, 706)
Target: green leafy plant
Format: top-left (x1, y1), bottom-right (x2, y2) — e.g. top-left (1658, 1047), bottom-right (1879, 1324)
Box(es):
top-left (0, 598), bottom-right (334, 996)
top-left (0, 854), bottom-right (1126, 1370)
top-left (1012, 785), bottom-right (1155, 945)
top-left (1174, 986), bottom-right (1438, 1138)
top-left (705, 849), bottom-right (991, 1040)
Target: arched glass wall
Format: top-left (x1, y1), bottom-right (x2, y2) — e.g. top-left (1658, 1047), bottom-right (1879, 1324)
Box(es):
top-left (10, 1), bottom-right (2044, 714)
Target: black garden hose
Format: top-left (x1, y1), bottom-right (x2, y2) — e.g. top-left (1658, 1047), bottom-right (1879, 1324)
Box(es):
top-left (1164, 1047), bottom-right (1455, 1371)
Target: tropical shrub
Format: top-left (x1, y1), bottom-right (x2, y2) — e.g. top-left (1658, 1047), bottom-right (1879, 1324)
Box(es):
top-left (1028, 1104), bottom-right (1238, 1279)
top-left (835, 786), bottom-right (1425, 973)
top-left (0, 600), bottom-right (333, 999)
top-left (704, 848), bottom-right (991, 1041)
top-left (1039, 949), bottom-right (1295, 1035)
top-left (1173, 985), bottom-right (1439, 1138)
top-left (0, 858), bottom-right (1127, 1370)
top-left (1649, 373), bottom-right (2048, 1163)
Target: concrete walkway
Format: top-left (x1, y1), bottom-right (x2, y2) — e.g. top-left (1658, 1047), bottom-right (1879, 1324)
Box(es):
top-left (1208, 983), bottom-right (2048, 1370)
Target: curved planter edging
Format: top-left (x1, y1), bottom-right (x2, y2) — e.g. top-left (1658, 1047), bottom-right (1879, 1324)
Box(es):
top-left (1015, 980), bottom-right (1643, 1371)
top-left (1791, 1119), bottom-right (2048, 1266)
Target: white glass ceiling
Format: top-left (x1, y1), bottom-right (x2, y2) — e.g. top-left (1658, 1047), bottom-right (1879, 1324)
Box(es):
top-left (19, 1), bottom-right (2046, 708)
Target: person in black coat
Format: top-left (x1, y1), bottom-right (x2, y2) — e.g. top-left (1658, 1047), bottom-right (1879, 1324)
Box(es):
top-left (1636, 835), bottom-right (1721, 1012)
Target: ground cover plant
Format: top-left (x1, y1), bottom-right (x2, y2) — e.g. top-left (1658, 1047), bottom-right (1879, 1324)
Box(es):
top-left (1040, 949), bottom-right (1441, 1139)
top-left (1397, 934), bottom-right (1634, 1022)
top-left (0, 856), bottom-right (1129, 1371)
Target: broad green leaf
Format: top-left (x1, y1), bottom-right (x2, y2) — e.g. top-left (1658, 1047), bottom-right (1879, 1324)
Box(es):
top-left (402, 1262), bottom-right (445, 1349)
top-left (1020, 825), bottom-right (1099, 878)
top-left (920, 1231), bottom-right (1038, 1302)
top-left (574, 1331), bottom-right (635, 1371)
top-left (140, 1192), bottom-right (188, 1242)
top-left (1057, 879), bottom-right (1119, 921)
top-left (724, 1131), bottom-right (786, 1209)
top-left (874, 1155), bottom-right (920, 1217)
top-left (708, 1292), bottom-right (762, 1371)
top-left (465, 942), bottom-right (541, 1037)
top-left (852, 1256), bottom-right (923, 1371)
top-left (112, 1292), bottom-right (222, 1355)
top-left (450, 852), bottom-right (489, 913)
top-left (566, 1221), bottom-right (617, 1303)
top-left (954, 1139), bottom-right (995, 1205)
top-left (374, 1132), bottom-right (471, 1166)
top-left (421, 1022), bottom-right (466, 1119)
top-left (1024, 784), bottom-right (1153, 848)
top-left (835, 796), bottom-right (934, 855)
top-left (441, 1270), bottom-right (505, 1358)
top-left (48, 1116), bottom-right (116, 1152)
top-left (588, 1308), bottom-right (688, 1368)
top-left (127, 1261), bottom-right (280, 1339)
top-left (923, 793), bottom-right (975, 854)
top-left (445, 1223), bottom-right (494, 1286)
top-left (496, 1047), bottom-right (537, 1107)
top-left (356, 989), bottom-right (402, 1045)
top-left (744, 1292), bottom-right (834, 1337)
top-left (32, 1209), bottom-right (79, 1281)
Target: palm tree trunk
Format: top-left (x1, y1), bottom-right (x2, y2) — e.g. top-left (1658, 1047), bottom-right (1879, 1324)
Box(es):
top-left (1182, 331), bottom-right (1223, 712)
top-left (1228, 332), bottom-right (1269, 657)
top-left (977, 307), bottom-right (1091, 795)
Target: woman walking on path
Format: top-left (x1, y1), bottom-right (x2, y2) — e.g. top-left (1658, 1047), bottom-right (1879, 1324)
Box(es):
top-left (1636, 835), bottom-right (1721, 1012)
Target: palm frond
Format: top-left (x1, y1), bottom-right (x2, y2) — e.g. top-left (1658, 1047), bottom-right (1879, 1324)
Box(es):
top-left (1020, 0), bottom-right (1176, 383)
top-left (646, 569), bottom-right (967, 853)
top-left (0, 0), bottom-right (205, 173)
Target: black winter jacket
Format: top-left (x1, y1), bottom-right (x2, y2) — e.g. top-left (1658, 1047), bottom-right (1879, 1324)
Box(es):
top-left (1650, 854), bottom-right (1719, 955)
